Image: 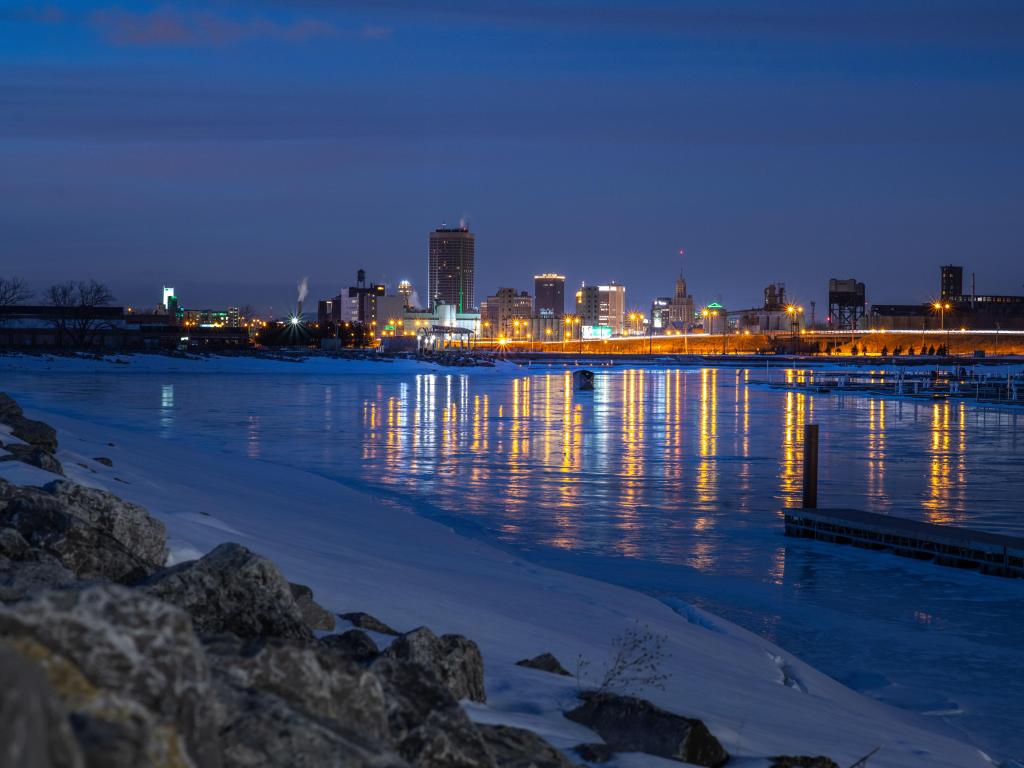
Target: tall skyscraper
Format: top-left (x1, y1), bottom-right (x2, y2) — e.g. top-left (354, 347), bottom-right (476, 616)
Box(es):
top-left (428, 226), bottom-right (476, 312)
top-left (534, 274), bottom-right (566, 317)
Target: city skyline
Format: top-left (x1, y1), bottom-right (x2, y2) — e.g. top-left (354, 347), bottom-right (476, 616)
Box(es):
top-left (3, 2), bottom-right (1023, 314)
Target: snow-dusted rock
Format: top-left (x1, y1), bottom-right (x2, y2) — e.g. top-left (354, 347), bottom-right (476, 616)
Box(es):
top-left (384, 626), bottom-right (486, 703)
top-left (1, 444), bottom-right (65, 475)
top-left (770, 758), bottom-right (839, 768)
top-left (0, 585), bottom-right (220, 768)
top-left (477, 724), bottom-right (579, 768)
top-left (289, 581), bottom-right (335, 632)
top-left (371, 656), bottom-right (495, 768)
top-left (565, 692), bottom-right (728, 767)
top-left (515, 652), bottom-right (571, 677)
top-left (0, 551), bottom-right (77, 604)
top-left (142, 542), bottom-right (312, 641)
top-left (1, 484), bottom-right (166, 584)
top-left (320, 629), bottom-right (380, 663)
top-left (45, 480), bottom-right (167, 569)
top-left (0, 645), bottom-right (84, 768)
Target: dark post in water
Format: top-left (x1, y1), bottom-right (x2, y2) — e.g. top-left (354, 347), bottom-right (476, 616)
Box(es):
top-left (802, 424), bottom-right (819, 509)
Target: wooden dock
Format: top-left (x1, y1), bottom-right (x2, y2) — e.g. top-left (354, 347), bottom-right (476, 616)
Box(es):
top-left (784, 508), bottom-right (1024, 578)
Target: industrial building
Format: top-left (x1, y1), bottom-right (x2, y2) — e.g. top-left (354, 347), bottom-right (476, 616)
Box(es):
top-left (534, 274), bottom-right (565, 318)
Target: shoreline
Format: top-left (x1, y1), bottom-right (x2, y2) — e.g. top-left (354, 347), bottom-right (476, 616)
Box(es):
top-left (0, 375), bottom-right (1000, 767)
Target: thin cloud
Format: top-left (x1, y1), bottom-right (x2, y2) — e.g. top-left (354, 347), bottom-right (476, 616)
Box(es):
top-left (88, 6), bottom-right (343, 47)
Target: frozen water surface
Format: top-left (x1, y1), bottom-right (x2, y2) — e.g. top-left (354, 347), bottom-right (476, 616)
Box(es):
top-left (5, 363), bottom-right (1023, 762)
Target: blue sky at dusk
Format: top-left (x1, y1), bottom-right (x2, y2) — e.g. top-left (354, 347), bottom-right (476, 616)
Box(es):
top-left (2, 1), bottom-right (1023, 315)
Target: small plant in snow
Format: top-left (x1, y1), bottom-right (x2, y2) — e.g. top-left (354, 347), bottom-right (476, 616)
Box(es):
top-left (576, 622), bottom-right (671, 696)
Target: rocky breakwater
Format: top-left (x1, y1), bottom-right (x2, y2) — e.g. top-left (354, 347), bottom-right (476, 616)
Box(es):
top-left (0, 392), bottom-right (837, 768)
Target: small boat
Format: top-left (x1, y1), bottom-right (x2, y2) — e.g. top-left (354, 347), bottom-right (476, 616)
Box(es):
top-left (573, 369), bottom-right (595, 391)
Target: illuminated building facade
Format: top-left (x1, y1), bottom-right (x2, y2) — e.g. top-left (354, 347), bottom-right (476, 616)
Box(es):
top-left (575, 283), bottom-right (625, 335)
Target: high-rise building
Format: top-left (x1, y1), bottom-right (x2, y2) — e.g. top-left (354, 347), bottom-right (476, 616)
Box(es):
top-left (162, 286), bottom-right (175, 310)
top-left (534, 274), bottom-right (566, 318)
top-left (428, 226), bottom-right (475, 312)
top-left (669, 274), bottom-right (695, 329)
top-left (480, 288), bottom-right (533, 337)
top-left (575, 283), bottom-right (626, 335)
top-left (941, 265), bottom-right (963, 300)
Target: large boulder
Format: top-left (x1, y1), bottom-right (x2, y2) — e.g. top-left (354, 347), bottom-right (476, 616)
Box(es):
top-left (211, 678), bottom-right (406, 768)
top-left (320, 629), bottom-right (380, 663)
top-left (0, 645), bottom-right (84, 768)
top-left (1, 444), bottom-right (65, 475)
top-left (9, 417), bottom-right (59, 453)
top-left (45, 481), bottom-right (167, 569)
top-left (565, 692), bottom-right (728, 767)
top-left (206, 636), bottom-right (391, 744)
top-left (289, 582), bottom-right (335, 632)
top-left (371, 656), bottom-right (495, 768)
top-left (142, 543), bottom-right (312, 642)
top-left (1, 483), bottom-right (166, 584)
top-left (384, 627), bottom-right (486, 703)
top-left (0, 585), bottom-right (220, 768)
top-left (477, 724), bottom-right (579, 768)
top-left (0, 550), bottom-right (78, 604)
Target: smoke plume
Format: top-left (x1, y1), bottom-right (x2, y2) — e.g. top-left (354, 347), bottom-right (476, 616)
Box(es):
top-left (297, 276), bottom-right (309, 303)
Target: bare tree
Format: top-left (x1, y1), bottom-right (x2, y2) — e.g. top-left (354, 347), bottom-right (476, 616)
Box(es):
top-left (577, 622), bottom-right (671, 697)
top-left (46, 280), bottom-right (116, 349)
top-left (0, 277), bottom-right (31, 309)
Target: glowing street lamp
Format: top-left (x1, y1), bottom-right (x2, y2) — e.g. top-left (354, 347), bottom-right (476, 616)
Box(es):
top-left (932, 301), bottom-right (952, 331)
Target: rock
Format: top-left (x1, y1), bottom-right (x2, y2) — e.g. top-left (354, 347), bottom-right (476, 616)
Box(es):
top-left (384, 627), bottom-right (486, 703)
top-left (477, 724), bottom-right (578, 768)
top-left (340, 611), bottom-right (399, 636)
top-left (212, 678), bottom-right (406, 768)
top-left (0, 584), bottom-right (220, 768)
top-left (1, 484), bottom-right (166, 584)
top-left (0, 444), bottom-right (65, 475)
top-left (770, 758), bottom-right (840, 768)
top-left (0, 392), bottom-right (23, 421)
top-left (0, 552), bottom-right (77, 603)
top-left (565, 692), bottom-right (728, 767)
top-left (289, 582), bottom-right (335, 632)
top-left (142, 542), bottom-right (312, 642)
top-left (10, 417), bottom-right (58, 453)
top-left (0, 645), bottom-right (85, 768)
top-left (0, 527), bottom-right (31, 560)
top-left (515, 652), bottom-right (571, 677)
top-left (45, 481), bottom-right (167, 569)
top-left (574, 743), bottom-right (614, 763)
top-left (320, 629), bottom-right (380, 663)
top-left (92, 457), bottom-right (113, 467)
top-left (371, 656), bottom-right (495, 768)
top-left (206, 636), bottom-right (391, 744)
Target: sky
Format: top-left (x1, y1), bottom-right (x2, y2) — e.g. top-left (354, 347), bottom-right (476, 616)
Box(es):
top-left (2, 1), bottom-right (1023, 317)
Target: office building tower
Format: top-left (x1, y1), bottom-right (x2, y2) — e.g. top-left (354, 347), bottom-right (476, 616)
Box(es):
top-left (428, 226), bottom-right (475, 312)
top-left (575, 283), bottom-right (626, 335)
top-left (534, 273), bottom-right (566, 318)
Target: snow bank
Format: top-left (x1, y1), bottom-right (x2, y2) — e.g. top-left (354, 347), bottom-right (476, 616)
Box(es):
top-left (14, 398), bottom-right (991, 768)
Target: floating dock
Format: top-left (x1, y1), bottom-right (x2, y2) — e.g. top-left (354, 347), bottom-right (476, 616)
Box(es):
top-left (784, 508), bottom-right (1024, 578)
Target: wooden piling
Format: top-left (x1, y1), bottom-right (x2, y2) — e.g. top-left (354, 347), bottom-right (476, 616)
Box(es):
top-left (802, 424), bottom-right (819, 509)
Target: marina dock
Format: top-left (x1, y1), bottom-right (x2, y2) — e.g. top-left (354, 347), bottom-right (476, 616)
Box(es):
top-left (784, 507), bottom-right (1024, 578)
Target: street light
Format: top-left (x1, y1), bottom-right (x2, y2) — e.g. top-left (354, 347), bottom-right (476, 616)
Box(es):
top-left (932, 301), bottom-right (951, 331)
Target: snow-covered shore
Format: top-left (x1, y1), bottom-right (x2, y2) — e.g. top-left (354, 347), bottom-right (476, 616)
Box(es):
top-left (1, 356), bottom-right (996, 767)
